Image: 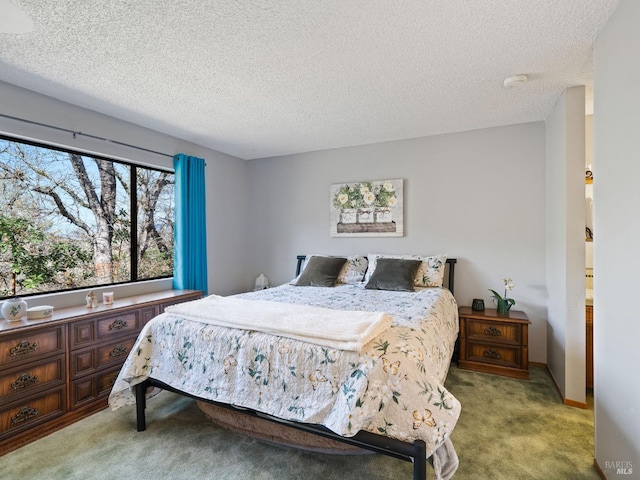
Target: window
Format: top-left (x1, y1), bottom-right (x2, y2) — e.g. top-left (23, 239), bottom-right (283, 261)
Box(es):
top-left (0, 136), bottom-right (174, 299)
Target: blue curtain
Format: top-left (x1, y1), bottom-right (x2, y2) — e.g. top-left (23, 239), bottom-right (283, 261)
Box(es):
top-left (173, 154), bottom-right (208, 294)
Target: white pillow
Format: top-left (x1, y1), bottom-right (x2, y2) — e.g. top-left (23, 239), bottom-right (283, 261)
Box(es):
top-left (365, 253), bottom-right (447, 287)
top-left (293, 255), bottom-right (368, 285)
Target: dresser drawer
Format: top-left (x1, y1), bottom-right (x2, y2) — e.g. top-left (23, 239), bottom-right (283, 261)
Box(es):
top-left (466, 342), bottom-right (521, 369)
top-left (69, 320), bottom-right (95, 349)
top-left (96, 337), bottom-right (135, 368)
top-left (0, 327), bottom-right (64, 366)
top-left (0, 389), bottom-right (64, 438)
top-left (70, 365), bottom-right (121, 409)
top-left (70, 311), bottom-right (140, 349)
top-left (0, 355), bottom-right (65, 405)
top-left (467, 319), bottom-right (521, 345)
top-left (97, 366), bottom-right (121, 397)
top-left (140, 305), bottom-right (158, 325)
top-left (96, 312), bottom-right (140, 340)
top-left (70, 348), bottom-right (96, 379)
top-left (70, 337), bottom-right (135, 379)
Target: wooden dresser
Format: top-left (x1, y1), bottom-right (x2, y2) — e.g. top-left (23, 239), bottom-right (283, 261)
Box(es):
top-left (0, 289), bottom-right (202, 455)
top-left (457, 306), bottom-right (531, 379)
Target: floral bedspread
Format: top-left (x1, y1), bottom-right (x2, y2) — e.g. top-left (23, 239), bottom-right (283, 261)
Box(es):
top-left (109, 284), bottom-right (461, 462)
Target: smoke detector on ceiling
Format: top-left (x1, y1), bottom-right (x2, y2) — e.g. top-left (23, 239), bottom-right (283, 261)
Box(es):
top-left (503, 75), bottom-right (528, 88)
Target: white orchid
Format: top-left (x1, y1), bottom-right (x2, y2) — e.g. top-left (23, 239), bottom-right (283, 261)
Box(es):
top-left (489, 277), bottom-right (516, 313)
top-left (502, 277), bottom-right (514, 292)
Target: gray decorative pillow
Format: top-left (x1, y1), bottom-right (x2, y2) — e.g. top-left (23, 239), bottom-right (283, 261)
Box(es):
top-left (364, 258), bottom-right (421, 292)
top-left (365, 253), bottom-right (448, 287)
top-left (295, 256), bottom-right (348, 287)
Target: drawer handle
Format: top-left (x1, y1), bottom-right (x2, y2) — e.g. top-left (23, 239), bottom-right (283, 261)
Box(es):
top-left (110, 344), bottom-right (129, 357)
top-left (11, 406), bottom-right (40, 425)
top-left (11, 373), bottom-right (40, 391)
top-left (484, 326), bottom-right (502, 337)
top-left (10, 340), bottom-right (38, 356)
top-left (108, 318), bottom-right (128, 331)
top-left (483, 348), bottom-right (502, 360)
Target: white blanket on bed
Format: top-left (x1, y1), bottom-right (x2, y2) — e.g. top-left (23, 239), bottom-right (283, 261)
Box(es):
top-left (164, 295), bottom-right (392, 352)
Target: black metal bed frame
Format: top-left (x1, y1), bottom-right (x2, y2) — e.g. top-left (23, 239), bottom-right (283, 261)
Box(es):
top-left (134, 256), bottom-right (457, 480)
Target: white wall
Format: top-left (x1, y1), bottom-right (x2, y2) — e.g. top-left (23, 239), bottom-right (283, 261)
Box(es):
top-left (247, 123), bottom-right (548, 362)
top-left (0, 81), bottom-right (249, 306)
top-left (544, 87), bottom-right (586, 404)
top-left (593, 0), bottom-right (640, 474)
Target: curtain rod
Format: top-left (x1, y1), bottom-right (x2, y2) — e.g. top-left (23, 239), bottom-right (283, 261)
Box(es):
top-left (0, 113), bottom-right (174, 159)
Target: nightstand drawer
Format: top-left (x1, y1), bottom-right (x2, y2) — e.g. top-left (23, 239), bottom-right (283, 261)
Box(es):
top-left (0, 356), bottom-right (65, 405)
top-left (466, 343), bottom-right (521, 369)
top-left (467, 319), bottom-right (521, 345)
top-left (458, 306), bottom-right (530, 379)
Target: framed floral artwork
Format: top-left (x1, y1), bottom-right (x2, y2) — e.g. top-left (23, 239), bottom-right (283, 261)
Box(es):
top-left (330, 179), bottom-right (403, 237)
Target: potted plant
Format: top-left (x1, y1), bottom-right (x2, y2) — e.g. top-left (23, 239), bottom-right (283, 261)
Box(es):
top-left (489, 277), bottom-right (515, 315)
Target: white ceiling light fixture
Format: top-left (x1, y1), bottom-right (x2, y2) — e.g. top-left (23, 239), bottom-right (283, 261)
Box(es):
top-left (0, 0), bottom-right (34, 34)
top-left (503, 74), bottom-right (528, 88)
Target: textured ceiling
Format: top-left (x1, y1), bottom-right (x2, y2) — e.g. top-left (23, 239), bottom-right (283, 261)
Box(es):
top-left (0, 0), bottom-right (619, 160)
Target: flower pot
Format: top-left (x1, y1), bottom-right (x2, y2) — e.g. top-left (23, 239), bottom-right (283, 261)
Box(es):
top-left (340, 208), bottom-right (357, 224)
top-left (375, 207), bottom-right (392, 223)
top-left (495, 297), bottom-right (514, 315)
top-left (1, 297), bottom-right (28, 321)
top-left (357, 207), bottom-right (374, 223)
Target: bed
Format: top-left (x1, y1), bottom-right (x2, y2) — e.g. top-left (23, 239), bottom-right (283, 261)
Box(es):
top-left (109, 254), bottom-right (461, 480)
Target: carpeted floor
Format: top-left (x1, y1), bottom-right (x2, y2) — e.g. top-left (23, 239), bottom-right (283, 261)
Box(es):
top-left (0, 366), bottom-right (598, 479)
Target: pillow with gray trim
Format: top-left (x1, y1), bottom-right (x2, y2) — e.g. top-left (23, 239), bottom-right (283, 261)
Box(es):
top-left (364, 258), bottom-right (421, 292)
top-left (292, 254), bottom-right (368, 285)
top-left (365, 253), bottom-right (448, 287)
top-left (295, 256), bottom-right (348, 287)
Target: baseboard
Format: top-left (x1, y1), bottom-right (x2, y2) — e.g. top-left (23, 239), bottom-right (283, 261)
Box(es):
top-left (516, 362), bottom-right (590, 408)
top-left (594, 458), bottom-right (608, 479)
top-left (564, 398), bottom-right (588, 409)
top-left (539, 363), bottom-right (589, 408)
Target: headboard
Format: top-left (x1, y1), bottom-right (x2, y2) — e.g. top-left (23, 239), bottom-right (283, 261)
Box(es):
top-left (295, 255), bottom-right (457, 294)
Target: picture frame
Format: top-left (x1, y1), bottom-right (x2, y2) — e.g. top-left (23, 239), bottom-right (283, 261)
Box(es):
top-left (330, 179), bottom-right (403, 237)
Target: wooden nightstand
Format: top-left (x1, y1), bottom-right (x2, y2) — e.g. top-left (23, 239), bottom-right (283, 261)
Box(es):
top-left (458, 306), bottom-right (531, 379)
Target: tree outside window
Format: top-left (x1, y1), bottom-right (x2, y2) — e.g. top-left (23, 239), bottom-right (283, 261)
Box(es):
top-left (0, 136), bottom-right (174, 299)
